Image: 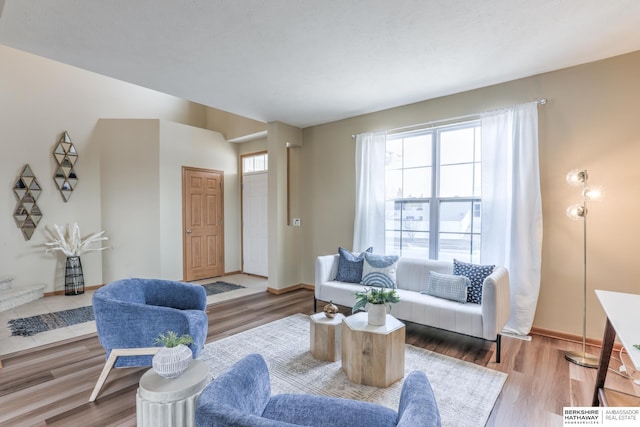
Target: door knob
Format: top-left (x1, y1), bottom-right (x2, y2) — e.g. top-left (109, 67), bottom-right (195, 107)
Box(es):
top-left (186, 229), bottom-right (192, 234)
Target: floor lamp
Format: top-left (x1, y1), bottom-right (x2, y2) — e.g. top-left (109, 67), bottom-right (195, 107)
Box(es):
top-left (564, 169), bottom-right (601, 368)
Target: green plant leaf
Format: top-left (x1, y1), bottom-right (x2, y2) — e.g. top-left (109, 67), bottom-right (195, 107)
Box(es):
top-left (352, 287), bottom-right (399, 314)
top-left (352, 296), bottom-right (368, 314)
top-left (154, 330), bottom-right (194, 348)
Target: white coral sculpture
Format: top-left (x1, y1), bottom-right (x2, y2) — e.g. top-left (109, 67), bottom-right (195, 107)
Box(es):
top-left (44, 223), bottom-right (109, 257)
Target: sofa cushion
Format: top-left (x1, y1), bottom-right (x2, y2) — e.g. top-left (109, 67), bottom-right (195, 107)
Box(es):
top-left (424, 271), bottom-right (470, 303)
top-left (335, 247), bottom-right (372, 283)
top-left (361, 253), bottom-right (399, 288)
top-left (395, 258), bottom-right (452, 292)
top-left (453, 259), bottom-right (495, 304)
top-left (389, 290), bottom-right (484, 338)
top-left (317, 281), bottom-right (364, 308)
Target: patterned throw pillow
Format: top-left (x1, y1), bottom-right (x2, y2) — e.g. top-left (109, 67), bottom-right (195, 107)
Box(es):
top-left (361, 253), bottom-right (399, 288)
top-left (335, 247), bottom-right (373, 283)
top-left (452, 259), bottom-right (495, 304)
top-left (423, 271), bottom-right (470, 303)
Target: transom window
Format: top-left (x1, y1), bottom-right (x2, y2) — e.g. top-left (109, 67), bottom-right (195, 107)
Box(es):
top-left (384, 120), bottom-right (482, 262)
top-left (242, 153), bottom-right (268, 174)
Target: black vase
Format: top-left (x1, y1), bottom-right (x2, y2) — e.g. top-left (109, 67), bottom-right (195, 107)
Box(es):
top-left (65, 256), bottom-right (85, 295)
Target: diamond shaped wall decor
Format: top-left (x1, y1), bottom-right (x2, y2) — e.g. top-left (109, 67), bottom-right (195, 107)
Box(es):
top-left (53, 131), bottom-right (79, 202)
top-left (14, 164), bottom-right (43, 240)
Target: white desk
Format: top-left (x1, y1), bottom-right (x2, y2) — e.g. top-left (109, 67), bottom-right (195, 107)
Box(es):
top-left (592, 290), bottom-right (640, 406)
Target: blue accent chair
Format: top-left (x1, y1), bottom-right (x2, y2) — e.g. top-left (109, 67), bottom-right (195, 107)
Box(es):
top-left (89, 278), bottom-right (208, 401)
top-left (195, 354), bottom-right (441, 427)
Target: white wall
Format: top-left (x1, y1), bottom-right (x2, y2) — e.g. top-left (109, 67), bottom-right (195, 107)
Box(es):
top-left (159, 120), bottom-right (240, 279)
top-left (0, 44), bottom-right (226, 293)
top-left (300, 50), bottom-right (640, 340)
top-left (267, 122), bottom-right (302, 289)
top-left (97, 119), bottom-right (161, 281)
top-left (236, 138), bottom-right (267, 157)
top-left (96, 119), bottom-right (239, 283)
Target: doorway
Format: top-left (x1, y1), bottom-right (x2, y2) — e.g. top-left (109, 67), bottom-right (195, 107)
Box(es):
top-left (182, 167), bottom-right (224, 281)
top-left (241, 152), bottom-right (268, 277)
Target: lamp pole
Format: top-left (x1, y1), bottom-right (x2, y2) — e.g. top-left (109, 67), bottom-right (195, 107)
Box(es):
top-left (565, 170), bottom-right (599, 368)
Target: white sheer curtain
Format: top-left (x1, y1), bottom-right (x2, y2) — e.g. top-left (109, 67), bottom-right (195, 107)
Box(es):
top-left (353, 131), bottom-right (386, 253)
top-left (352, 105), bottom-right (542, 336)
top-left (481, 101), bottom-right (543, 337)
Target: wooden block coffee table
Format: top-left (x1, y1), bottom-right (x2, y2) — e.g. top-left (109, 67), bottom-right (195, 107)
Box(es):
top-left (310, 312), bottom-right (344, 362)
top-left (341, 312), bottom-right (405, 387)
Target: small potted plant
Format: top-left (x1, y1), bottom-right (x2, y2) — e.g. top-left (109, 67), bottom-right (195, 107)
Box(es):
top-left (152, 331), bottom-right (194, 378)
top-left (352, 287), bottom-right (400, 326)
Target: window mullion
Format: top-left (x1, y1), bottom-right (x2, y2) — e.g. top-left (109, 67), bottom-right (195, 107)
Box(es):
top-left (384, 120), bottom-right (481, 262)
top-left (429, 129), bottom-right (439, 260)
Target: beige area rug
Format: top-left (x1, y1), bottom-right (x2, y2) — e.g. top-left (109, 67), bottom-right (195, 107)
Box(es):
top-left (198, 313), bottom-right (507, 427)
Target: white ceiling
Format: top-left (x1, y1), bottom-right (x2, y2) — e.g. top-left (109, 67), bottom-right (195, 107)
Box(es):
top-left (1, 0), bottom-right (640, 128)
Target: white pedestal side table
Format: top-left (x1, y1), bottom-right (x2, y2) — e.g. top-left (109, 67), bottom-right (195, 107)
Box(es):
top-left (310, 312), bottom-right (345, 361)
top-left (136, 359), bottom-right (210, 427)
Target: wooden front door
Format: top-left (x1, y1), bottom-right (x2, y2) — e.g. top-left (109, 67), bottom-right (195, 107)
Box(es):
top-left (183, 167), bottom-right (224, 281)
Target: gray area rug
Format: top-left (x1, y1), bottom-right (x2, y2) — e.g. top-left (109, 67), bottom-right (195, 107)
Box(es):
top-left (201, 281), bottom-right (245, 296)
top-left (8, 306), bottom-right (94, 337)
top-left (198, 313), bottom-right (507, 427)
top-left (7, 282), bottom-right (244, 337)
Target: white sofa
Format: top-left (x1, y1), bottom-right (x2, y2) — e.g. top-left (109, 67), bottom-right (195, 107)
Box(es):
top-left (314, 254), bottom-right (510, 362)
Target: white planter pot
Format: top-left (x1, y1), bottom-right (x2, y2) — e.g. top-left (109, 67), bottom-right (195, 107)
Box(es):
top-left (367, 304), bottom-right (387, 326)
top-left (152, 344), bottom-right (193, 378)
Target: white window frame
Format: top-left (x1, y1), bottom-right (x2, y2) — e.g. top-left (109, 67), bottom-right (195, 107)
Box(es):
top-left (242, 152), bottom-right (268, 175)
top-left (384, 120), bottom-right (482, 262)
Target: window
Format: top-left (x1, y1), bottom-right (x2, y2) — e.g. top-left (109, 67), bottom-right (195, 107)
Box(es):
top-left (242, 153), bottom-right (268, 174)
top-left (384, 121), bottom-right (481, 262)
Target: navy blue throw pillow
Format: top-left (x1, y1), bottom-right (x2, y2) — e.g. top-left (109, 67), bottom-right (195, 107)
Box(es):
top-left (452, 259), bottom-right (495, 304)
top-left (335, 247), bottom-right (373, 283)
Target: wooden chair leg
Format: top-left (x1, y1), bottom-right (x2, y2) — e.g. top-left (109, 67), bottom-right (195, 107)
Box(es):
top-left (89, 350), bottom-right (119, 402)
top-left (89, 347), bottom-right (160, 402)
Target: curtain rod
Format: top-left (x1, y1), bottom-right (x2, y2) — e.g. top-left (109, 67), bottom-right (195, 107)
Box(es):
top-left (351, 98), bottom-right (547, 139)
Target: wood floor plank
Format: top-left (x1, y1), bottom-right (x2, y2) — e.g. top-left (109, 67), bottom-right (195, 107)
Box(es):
top-left (1, 289), bottom-right (637, 426)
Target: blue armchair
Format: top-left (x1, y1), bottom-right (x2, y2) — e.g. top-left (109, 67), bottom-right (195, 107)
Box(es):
top-left (195, 354), bottom-right (441, 427)
top-left (89, 278), bottom-right (208, 402)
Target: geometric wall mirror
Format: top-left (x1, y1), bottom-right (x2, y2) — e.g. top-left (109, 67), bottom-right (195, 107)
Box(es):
top-left (14, 164), bottom-right (43, 240)
top-left (53, 131), bottom-right (78, 202)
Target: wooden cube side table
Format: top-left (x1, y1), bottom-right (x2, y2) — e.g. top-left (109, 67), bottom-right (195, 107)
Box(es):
top-left (310, 312), bottom-right (345, 362)
top-left (342, 312), bottom-right (405, 388)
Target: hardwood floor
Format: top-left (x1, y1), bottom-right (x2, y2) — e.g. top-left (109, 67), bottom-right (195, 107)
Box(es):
top-left (0, 289), bottom-right (637, 426)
